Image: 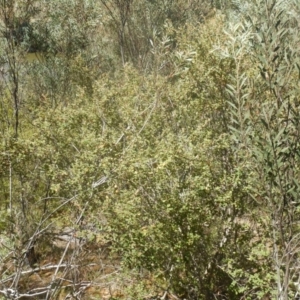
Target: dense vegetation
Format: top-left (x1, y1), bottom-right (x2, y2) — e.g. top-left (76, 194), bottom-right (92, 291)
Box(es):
top-left (1, 0), bottom-right (300, 299)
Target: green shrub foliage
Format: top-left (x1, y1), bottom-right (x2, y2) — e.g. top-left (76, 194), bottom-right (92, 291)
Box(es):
top-left (1, 1), bottom-right (300, 299)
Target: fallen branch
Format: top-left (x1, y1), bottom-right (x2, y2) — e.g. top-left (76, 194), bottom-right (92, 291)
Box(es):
top-left (0, 263), bottom-right (98, 285)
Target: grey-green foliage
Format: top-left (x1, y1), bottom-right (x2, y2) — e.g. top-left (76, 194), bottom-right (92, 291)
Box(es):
top-left (225, 0), bottom-right (300, 298)
top-left (30, 0), bottom-right (99, 55)
top-left (100, 0), bottom-right (213, 70)
top-left (18, 1), bottom-right (104, 107)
